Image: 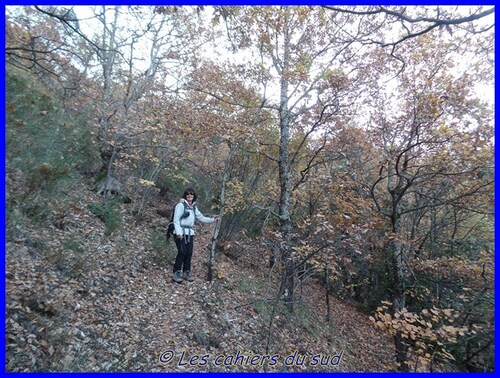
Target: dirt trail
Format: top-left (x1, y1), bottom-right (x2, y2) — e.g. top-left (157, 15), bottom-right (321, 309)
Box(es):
top-left (6, 188), bottom-right (394, 372)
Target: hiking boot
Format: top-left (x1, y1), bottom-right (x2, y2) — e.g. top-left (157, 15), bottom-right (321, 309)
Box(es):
top-left (183, 270), bottom-right (194, 282)
top-left (172, 270), bottom-right (183, 283)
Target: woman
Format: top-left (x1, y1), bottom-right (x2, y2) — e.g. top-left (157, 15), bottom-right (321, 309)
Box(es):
top-left (172, 188), bottom-right (219, 283)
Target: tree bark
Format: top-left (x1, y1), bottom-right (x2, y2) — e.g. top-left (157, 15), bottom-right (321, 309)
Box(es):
top-left (278, 9), bottom-right (294, 312)
top-left (390, 216), bottom-right (409, 371)
top-left (387, 157), bottom-right (409, 371)
top-left (325, 263), bottom-right (332, 322)
top-left (208, 143), bottom-right (235, 282)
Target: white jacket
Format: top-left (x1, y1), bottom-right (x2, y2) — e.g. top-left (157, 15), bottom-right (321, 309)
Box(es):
top-left (173, 199), bottom-right (215, 236)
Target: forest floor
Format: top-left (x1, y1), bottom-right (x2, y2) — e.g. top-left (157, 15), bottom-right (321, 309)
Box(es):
top-left (6, 182), bottom-right (396, 372)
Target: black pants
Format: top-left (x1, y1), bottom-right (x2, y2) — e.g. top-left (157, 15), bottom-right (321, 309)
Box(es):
top-left (173, 236), bottom-right (194, 273)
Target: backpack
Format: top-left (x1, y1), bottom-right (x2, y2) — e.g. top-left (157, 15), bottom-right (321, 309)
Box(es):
top-left (166, 202), bottom-right (196, 240)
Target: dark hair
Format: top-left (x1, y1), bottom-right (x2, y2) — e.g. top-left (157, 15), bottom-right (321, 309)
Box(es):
top-left (182, 187), bottom-right (197, 202)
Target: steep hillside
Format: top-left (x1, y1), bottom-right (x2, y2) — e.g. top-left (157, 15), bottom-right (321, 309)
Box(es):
top-left (6, 181), bottom-right (396, 372)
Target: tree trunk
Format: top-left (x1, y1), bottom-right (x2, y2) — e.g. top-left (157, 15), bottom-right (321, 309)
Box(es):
top-left (96, 6), bottom-right (119, 177)
top-left (388, 160), bottom-right (409, 371)
top-left (391, 227), bottom-right (409, 371)
top-left (208, 143), bottom-right (235, 282)
top-left (277, 8), bottom-right (294, 312)
top-left (325, 263), bottom-right (332, 322)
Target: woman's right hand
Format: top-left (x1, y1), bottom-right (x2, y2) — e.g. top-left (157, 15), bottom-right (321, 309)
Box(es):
top-left (177, 235), bottom-right (183, 240)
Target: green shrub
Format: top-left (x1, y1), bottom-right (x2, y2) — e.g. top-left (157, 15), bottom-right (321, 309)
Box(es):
top-left (237, 275), bottom-right (261, 294)
top-left (6, 66), bottom-right (99, 225)
top-left (252, 300), bottom-right (273, 323)
top-left (147, 230), bottom-right (177, 268)
top-left (136, 230), bottom-right (177, 270)
top-left (87, 198), bottom-right (123, 235)
top-left (150, 230), bottom-right (169, 251)
top-left (286, 304), bottom-right (323, 340)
